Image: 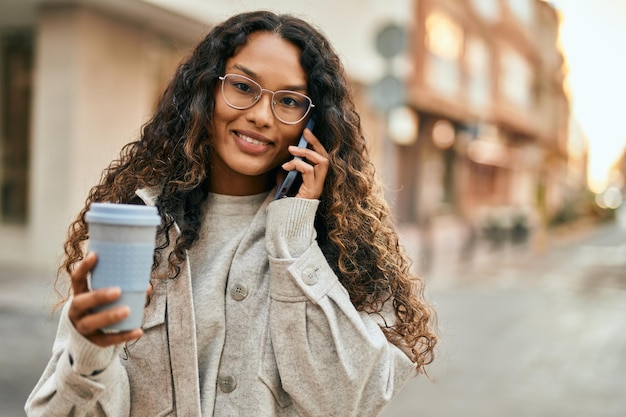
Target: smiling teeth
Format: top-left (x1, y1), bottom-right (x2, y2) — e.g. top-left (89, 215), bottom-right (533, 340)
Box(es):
top-left (239, 134), bottom-right (266, 146)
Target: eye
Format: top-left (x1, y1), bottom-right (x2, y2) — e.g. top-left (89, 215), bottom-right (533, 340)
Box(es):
top-left (276, 92), bottom-right (306, 108)
top-left (231, 80), bottom-right (255, 95)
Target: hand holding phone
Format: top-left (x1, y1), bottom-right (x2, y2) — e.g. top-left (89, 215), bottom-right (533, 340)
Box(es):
top-left (274, 118), bottom-right (315, 199)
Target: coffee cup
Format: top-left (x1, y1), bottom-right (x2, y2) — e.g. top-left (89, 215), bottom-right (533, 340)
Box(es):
top-left (85, 202), bottom-right (160, 332)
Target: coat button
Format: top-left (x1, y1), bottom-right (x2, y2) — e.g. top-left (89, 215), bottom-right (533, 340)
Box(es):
top-left (230, 283), bottom-right (249, 301)
top-left (218, 375), bottom-right (237, 393)
top-left (302, 267), bottom-right (319, 285)
top-left (75, 388), bottom-right (93, 399)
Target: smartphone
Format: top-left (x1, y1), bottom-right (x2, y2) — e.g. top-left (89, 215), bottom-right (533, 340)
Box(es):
top-left (274, 118), bottom-right (315, 199)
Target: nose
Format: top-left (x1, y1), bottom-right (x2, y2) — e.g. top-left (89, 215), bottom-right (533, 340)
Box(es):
top-left (246, 90), bottom-right (274, 126)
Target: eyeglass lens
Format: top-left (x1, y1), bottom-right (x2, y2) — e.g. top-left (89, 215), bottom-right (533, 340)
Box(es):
top-left (221, 74), bottom-right (312, 124)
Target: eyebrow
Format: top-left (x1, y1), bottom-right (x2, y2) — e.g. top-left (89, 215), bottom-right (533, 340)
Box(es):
top-left (231, 64), bottom-right (308, 92)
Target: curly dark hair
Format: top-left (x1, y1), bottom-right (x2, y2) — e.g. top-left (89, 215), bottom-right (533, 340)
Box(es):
top-left (58, 10), bottom-right (436, 372)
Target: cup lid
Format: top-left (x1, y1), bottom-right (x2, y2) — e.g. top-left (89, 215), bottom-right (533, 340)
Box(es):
top-left (85, 203), bottom-right (161, 226)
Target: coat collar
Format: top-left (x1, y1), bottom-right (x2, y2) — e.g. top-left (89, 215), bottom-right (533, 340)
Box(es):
top-left (135, 186), bottom-right (161, 206)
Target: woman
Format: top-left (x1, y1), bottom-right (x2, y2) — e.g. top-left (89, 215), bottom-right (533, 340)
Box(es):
top-left (26, 10), bottom-right (437, 417)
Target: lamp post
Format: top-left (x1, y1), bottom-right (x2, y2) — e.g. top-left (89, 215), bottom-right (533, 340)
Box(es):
top-left (368, 22), bottom-right (408, 113)
top-left (368, 23), bottom-right (418, 212)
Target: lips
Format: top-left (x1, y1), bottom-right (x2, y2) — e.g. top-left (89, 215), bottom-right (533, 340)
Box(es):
top-left (232, 130), bottom-right (273, 155)
top-left (236, 132), bottom-right (269, 146)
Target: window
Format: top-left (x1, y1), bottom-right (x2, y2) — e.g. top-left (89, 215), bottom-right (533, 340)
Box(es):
top-left (466, 36), bottom-right (491, 109)
top-left (471, 0), bottom-right (500, 22)
top-left (1, 30), bottom-right (33, 224)
top-left (425, 10), bottom-right (463, 97)
top-left (505, 0), bottom-right (533, 25)
top-left (499, 48), bottom-right (532, 110)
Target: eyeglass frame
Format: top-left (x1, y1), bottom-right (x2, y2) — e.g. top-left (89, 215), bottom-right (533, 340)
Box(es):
top-left (218, 73), bottom-right (315, 125)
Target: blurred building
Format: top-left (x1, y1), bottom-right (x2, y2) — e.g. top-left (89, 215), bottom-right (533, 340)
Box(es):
top-left (617, 150), bottom-right (626, 185)
top-left (385, 0), bottom-right (571, 249)
top-left (612, 148), bottom-right (626, 197)
top-left (563, 117), bottom-right (590, 220)
top-left (0, 0), bottom-right (580, 270)
top-left (0, 0), bottom-right (205, 269)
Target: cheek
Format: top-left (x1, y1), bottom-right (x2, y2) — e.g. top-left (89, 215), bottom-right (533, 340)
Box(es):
top-left (279, 130), bottom-right (303, 156)
top-left (210, 104), bottom-right (240, 140)
top-left (212, 98), bottom-right (231, 124)
top-left (276, 146), bottom-right (292, 163)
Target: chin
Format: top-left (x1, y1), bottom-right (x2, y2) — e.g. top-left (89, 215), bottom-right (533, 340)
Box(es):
top-left (232, 163), bottom-right (276, 178)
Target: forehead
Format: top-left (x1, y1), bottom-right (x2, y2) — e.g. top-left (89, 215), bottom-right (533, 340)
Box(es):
top-left (225, 32), bottom-right (307, 87)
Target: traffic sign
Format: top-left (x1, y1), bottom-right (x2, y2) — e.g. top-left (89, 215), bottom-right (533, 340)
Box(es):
top-left (375, 23), bottom-right (407, 59)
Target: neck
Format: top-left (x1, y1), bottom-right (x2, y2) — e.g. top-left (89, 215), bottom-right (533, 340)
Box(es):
top-left (209, 173), bottom-right (274, 196)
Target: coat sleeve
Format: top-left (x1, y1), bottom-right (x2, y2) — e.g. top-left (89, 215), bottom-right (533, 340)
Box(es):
top-left (25, 302), bottom-right (131, 417)
top-left (265, 198), bottom-right (417, 417)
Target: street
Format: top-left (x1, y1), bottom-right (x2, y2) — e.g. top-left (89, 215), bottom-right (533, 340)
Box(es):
top-left (382, 217), bottom-right (626, 417)
top-left (1, 218), bottom-right (625, 417)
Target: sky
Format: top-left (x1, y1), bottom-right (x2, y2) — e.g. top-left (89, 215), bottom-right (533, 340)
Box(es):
top-left (549, 0), bottom-right (626, 192)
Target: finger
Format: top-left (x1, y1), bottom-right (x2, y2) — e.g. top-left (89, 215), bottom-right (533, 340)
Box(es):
top-left (287, 146), bottom-right (330, 172)
top-left (70, 252), bottom-right (97, 295)
top-left (288, 129), bottom-right (329, 168)
top-left (287, 130), bottom-right (328, 160)
top-left (281, 159), bottom-right (311, 180)
top-left (89, 328), bottom-right (144, 348)
top-left (71, 287), bottom-right (121, 314)
top-left (74, 305), bottom-right (130, 335)
top-left (281, 128), bottom-right (329, 199)
top-left (302, 128), bottom-right (328, 157)
top-left (283, 144), bottom-right (328, 178)
top-left (287, 159), bottom-right (327, 200)
top-left (68, 287), bottom-right (122, 329)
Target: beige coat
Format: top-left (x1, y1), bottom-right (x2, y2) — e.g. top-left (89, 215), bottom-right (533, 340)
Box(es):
top-left (26, 189), bottom-right (416, 417)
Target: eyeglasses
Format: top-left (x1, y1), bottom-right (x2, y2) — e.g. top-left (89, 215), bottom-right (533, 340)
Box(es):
top-left (218, 74), bottom-right (315, 125)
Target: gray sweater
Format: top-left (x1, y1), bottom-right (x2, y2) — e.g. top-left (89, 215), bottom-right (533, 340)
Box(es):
top-left (25, 189), bottom-right (416, 417)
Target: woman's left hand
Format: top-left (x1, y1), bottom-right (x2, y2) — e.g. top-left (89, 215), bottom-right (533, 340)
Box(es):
top-left (281, 127), bottom-right (329, 200)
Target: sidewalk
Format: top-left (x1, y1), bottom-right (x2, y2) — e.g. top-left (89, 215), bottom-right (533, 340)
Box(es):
top-left (0, 264), bottom-right (60, 417)
top-left (0, 264), bottom-right (59, 314)
top-left (397, 215), bottom-right (600, 291)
